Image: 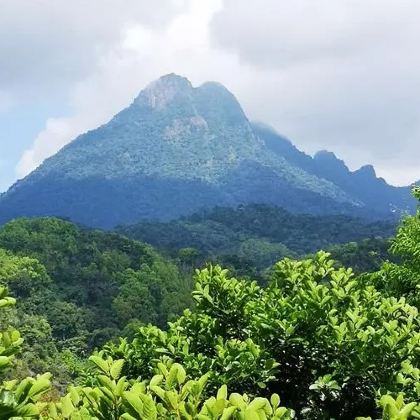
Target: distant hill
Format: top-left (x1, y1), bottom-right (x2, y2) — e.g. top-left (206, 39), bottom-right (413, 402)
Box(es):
top-left (117, 204), bottom-right (396, 274)
top-left (0, 74), bottom-right (415, 228)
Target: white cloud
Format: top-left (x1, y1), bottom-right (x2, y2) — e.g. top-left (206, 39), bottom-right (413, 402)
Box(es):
top-left (209, 0), bottom-right (420, 185)
top-left (16, 0), bottom-right (227, 177)
top-left (0, 0), bottom-right (183, 97)
top-left (211, 0), bottom-right (417, 67)
top-left (11, 0), bottom-right (420, 186)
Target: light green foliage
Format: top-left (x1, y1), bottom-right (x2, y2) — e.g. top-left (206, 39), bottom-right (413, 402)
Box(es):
top-left (104, 253), bottom-right (420, 418)
top-left (0, 286), bottom-right (51, 418)
top-left (44, 354), bottom-right (294, 419)
top-left (0, 373), bottom-right (52, 418)
top-left (368, 187), bottom-right (420, 308)
top-left (0, 249), bottom-right (51, 298)
top-left (377, 394), bottom-right (420, 419)
top-left (0, 286), bottom-right (22, 372)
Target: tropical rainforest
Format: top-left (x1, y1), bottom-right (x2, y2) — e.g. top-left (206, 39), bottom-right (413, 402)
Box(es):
top-left (0, 188), bottom-right (419, 419)
top-left (117, 204), bottom-right (396, 277)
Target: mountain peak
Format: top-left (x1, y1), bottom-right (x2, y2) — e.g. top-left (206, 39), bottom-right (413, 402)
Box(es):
top-left (314, 150), bottom-right (339, 161)
top-left (252, 122), bottom-right (292, 143)
top-left (355, 164), bottom-right (376, 178)
top-left (153, 73), bottom-right (192, 89)
top-left (199, 81), bottom-right (231, 93)
top-left (314, 150), bottom-right (349, 171)
top-left (135, 73), bottom-right (193, 110)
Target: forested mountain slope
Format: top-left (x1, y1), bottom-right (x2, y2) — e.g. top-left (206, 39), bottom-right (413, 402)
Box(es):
top-left (0, 74), bottom-right (414, 228)
top-left (117, 204), bottom-right (396, 273)
top-left (253, 123), bottom-right (413, 215)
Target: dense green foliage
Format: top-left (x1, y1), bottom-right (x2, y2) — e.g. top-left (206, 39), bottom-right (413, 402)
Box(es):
top-left (0, 285), bottom-right (295, 419)
top-left (45, 359), bottom-right (296, 419)
top-left (0, 250), bottom-right (419, 418)
top-left (1, 246), bottom-right (419, 418)
top-left (0, 248), bottom-right (68, 382)
top-left (368, 187), bottom-right (420, 308)
top-left (0, 285), bottom-right (296, 419)
top-left (118, 205), bottom-right (395, 275)
top-left (0, 218), bottom-right (191, 381)
top-left (0, 190), bottom-right (419, 418)
top-left (99, 254), bottom-right (419, 419)
top-left (328, 237), bottom-right (394, 274)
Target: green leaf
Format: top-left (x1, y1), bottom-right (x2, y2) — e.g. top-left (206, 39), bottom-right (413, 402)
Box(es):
top-left (27, 373), bottom-right (51, 400)
top-left (139, 394), bottom-right (157, 420)
top-left (89, 355), bottom-right (109, 374)
top-left (220, 406), bottom-right (237, 420)
top-left (110, 359), bottom-right (125, 380)
top-left (270, 394), bottom-right (280, 409)
top-left (61, 394), bottom-right (75, 418)
top-left (123, 391), bottom-right (145, 416)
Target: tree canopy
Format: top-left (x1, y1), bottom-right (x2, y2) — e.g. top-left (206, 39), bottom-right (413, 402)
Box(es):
top-left (0, 192), bottom-right (419, 418)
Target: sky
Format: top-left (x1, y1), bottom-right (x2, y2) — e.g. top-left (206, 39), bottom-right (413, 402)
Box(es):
top-left (1, 0), bottom-right (420, 192)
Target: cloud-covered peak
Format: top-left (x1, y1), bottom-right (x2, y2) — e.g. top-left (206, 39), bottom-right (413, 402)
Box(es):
top-left (313, 150), bottom-right (350, 176)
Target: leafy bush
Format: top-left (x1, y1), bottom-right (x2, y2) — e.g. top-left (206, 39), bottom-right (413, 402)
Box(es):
top-left (45, 356), bottom-right (294, 419)
top-left (102, 254), bottom-right (419, 419)
top-left (0, 286), bottom-right (52, 418)
top-left (368, 187), bottom-right (420, 308)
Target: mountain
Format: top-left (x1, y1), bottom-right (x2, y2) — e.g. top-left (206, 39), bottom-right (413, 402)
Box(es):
top-left (253, 123), bottom-right (414, 216)
top-left (0, 74), bottom-right (415, 228)
top-left (117, 204), bottom-right (396, 275)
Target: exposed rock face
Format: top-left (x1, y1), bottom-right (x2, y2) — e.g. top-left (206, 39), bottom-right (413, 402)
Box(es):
top-left (136, 73), bottom-right (193, 110)
top-left (0, 74), bottom-right (414, 228)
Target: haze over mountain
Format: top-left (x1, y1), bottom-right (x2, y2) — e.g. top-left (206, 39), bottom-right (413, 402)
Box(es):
top-left (0, 74), bottom-right (415, 228)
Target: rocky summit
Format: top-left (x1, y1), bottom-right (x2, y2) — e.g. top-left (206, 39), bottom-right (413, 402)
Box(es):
top-left (0, 74), bottom-right (414, 228)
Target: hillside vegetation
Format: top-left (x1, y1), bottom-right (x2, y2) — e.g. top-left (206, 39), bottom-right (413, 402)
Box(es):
top-left (0, 189), bottom-right (419, 418)
top-left (118, 204), bottom-right (396, 275)
top-left (0, 218), bottom-right (191, 382)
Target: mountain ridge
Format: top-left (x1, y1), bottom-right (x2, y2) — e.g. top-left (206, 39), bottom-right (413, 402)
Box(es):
top-left (253, 123), bottom-right (413, 215)
top-left (0, 73), bottom-right (415, 228)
